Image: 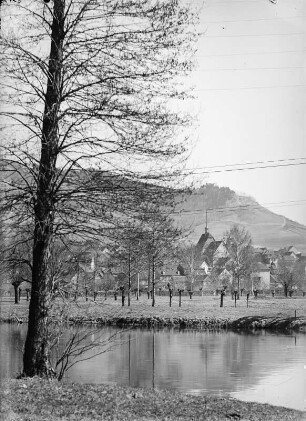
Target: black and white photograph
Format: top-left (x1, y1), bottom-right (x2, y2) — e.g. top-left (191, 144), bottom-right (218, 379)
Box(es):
top-left (1, 0), bottom-right (305, 419)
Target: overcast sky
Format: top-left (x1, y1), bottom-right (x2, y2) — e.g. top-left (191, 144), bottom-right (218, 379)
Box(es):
top-left (187, 0), bottom-right (306, 224)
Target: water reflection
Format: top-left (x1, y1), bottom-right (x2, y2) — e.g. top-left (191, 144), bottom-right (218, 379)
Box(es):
top-left (0, 324), bottom-right (305, 410)
top-left (0, 323), bottom-right (24, 378)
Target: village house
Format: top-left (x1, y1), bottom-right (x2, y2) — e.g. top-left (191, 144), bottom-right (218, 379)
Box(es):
top-left (251, 262), bottom-right (271, 290)
top-left (196, 228), bottom-right (228, 273)
top-left (179, 231), bottom-right (306, 294)
top-left (158, 263), bottom-right (187, 291)
top-left (194, 229), bottom-right (232, 290)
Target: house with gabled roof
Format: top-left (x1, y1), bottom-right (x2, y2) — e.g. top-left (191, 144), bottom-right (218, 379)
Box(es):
top-left (193, 272), bottom-right (208, 291)
top-left (287, 246), bottom-right (301, 257)
top-left (205, 266), bottom-right (233, 291)
top-left (199, 259), bottom-right (211, 274)
top-left (196, 228), bottom-right (228, 274)
top-left (194, 228), bottom-right (287, 292)
top-left (253, 247), bottom-right (271, 264)
top-left (251, 262), bottom-right (271, 290)
top-left (276, 246), bottom-right (301, 260)
top-left (195, 228), bottom-right (215, 255)
top-left (157, 262), bottom-right (186, 290)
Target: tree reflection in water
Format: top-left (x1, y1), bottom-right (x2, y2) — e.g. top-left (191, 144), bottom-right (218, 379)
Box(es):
top-left (1, 325), bottom-right (305, 410)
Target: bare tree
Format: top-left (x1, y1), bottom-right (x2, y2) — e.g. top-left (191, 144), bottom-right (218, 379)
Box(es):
top-left (0, 229), bottom-right (32, 302)
top-left (111, 221), bottom-right (145, 306)
top-left (276, 256), bottom-right (304, 297)
top-left (141, 205), bottom-right (182, 306)
top-left (223, 225), bottom-right (254, 299)
top-left (177, 240), bottom-right (200, 293)
top-left (110, 196), bottom-right (181, 307)
top-left (54, 327), bottom-right (129, 381)
top-left (0, 0), bottom-right (198, 377)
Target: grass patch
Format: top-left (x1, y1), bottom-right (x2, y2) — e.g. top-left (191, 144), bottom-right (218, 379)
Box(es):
top-left (1, 377), bottom-right (305, 421)
top-left (1, 295), bottom-right (305, 331)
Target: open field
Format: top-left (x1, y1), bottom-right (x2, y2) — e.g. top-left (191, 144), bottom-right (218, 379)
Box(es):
top-left (1, 293), bottom-right (306, 331)
top-left (1, 377), bottom-right (306, 421)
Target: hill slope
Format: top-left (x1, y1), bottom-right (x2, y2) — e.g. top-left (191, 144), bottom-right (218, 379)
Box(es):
top-left (174, 184), bottom-right (306, 253)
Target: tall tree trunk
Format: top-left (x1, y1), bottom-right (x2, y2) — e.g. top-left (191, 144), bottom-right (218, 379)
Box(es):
top-left (128, 245), bottom-right (131, 306)
top-left (147, 263), bottom-right (150, 295)
top-left (22, 0), bottom-right (64, 377)
top-left (152, 256), bottom-right (155, 307)
top-left (13, 284), bottom-right (19, 304)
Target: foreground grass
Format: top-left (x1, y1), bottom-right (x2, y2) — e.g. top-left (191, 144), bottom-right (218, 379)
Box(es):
top-left (1, 294), bottom-right (306, 331)
top-left (1, 377), bottom-right (305, 421)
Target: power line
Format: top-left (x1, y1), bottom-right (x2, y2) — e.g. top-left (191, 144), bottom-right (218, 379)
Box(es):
top-left (207, 199), bottom-right (306, 212)
top-left (195, 66), bottom-right (305, 72)
top-left (202, 16), bottom-right (306, 24)
top-left (197, 84), bottom-right (306, 91)
top-left (199, 0), bottom-right (275, 3)
top-left (171, 199), bottom-right (306, 216)
top-left (204, 32), bottom-right (306, 38)
top-left (197, 50), bottom-right (305, 57)
top-left (144, 158), bottom-right (306, 179)
top-left (186, 157), bottom-right (306, 171)
top-left (182, 161), bottom-right (306, 176)
top-left (199, 0), bottom-right (303, 5)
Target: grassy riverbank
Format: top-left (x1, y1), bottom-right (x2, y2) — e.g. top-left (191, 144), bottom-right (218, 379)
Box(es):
top-left (1, 294), bottom-right (306, 331)
top-left (1, 377), bottom-right (305, 421)
top-left (1, 296), bottom-right (306, 420)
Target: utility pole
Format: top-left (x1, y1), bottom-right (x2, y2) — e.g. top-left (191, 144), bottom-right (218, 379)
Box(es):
top-left (205, 209), bottom-right (208, 233)
top-left (137, 272), bottom-right (140, 300)
top-left (128, 241), bottom-right (131, 306)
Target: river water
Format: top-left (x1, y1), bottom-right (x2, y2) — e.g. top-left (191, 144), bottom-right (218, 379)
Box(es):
top-left (1, 324), bottom-right (305, 411)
